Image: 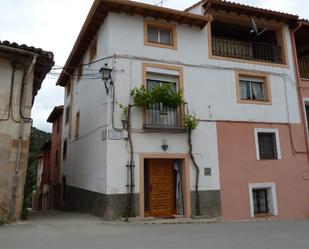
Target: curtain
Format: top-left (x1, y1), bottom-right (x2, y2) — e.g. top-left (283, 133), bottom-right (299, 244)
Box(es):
top-left (174, 160), bottom-right (184, 215)
top-left (251, 82), bottom-right (265, 100)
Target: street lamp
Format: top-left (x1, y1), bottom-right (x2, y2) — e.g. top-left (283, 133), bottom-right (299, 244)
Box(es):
top-left (100, 65), bottom-right (113, 94)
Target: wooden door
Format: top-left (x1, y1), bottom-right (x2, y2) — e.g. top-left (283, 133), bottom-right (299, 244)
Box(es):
top-left (148, 159), bottom-right (175, 218)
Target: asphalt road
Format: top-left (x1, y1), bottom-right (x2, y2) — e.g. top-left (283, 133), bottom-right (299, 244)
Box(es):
top-left (0, 211), bottom-right (308, 249)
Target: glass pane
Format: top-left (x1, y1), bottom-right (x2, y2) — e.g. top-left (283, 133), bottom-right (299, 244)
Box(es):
top-left (258, 132), bottom-right (277, 159)
top-left (251, 82), bottom-right (266, 101)
top-left (148, 27), bottom-right (158, 43)
top-left (240, 81), bottom-right (250, 100)
top-left (159, 29), bottom-right (172, 45)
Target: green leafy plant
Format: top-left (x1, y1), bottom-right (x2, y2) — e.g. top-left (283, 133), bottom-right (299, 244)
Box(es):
top-left (117, 102), bottom-right (129, 116)
top-left (184, 114), bottom-right (199, 130)
top-left (131, 83), bottom-right (183, 108)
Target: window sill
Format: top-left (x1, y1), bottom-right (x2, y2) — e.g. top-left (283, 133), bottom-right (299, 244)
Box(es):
top-left (143, 125), bottom-right (187, 133)
top-left (254, 213), bottom-right (274, 218)
top-left (257, 158), bottom-right (280, 161)
top-left (145, 41), bottom-right (177, 50)
top-left (238, 99), bottom-right (272, 105)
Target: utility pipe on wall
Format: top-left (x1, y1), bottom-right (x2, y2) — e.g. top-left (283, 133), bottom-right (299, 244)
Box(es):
top-left (10, 54), bottom-right (37, 219)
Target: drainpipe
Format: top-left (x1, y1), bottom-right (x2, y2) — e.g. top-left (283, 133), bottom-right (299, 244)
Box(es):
top-left (290, 23), bottom-right (309, 160)
top-left (10, 55), bottom-right (37, 219)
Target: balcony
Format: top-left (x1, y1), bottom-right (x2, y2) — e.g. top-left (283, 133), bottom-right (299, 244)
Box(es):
top-left (212, 37), bottom-right (283, 64)
top-left (143, 103), bottom-right (187, 132)
top-left (298, 55), bottom-right (309, 79)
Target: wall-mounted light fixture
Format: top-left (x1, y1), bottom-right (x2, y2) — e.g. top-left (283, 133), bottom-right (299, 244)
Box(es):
top-left (161, 138), bottom-right (168, 151)
top-left (99, 64), bottom-right (112, 95)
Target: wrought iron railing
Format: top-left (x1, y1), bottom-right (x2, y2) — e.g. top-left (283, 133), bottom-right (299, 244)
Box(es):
top-left (144, 103), bottom-right (187, 130)
top-left (298, 55), bottom-right (309, 79)
top-left (212, 37), bottom-right (283, 64)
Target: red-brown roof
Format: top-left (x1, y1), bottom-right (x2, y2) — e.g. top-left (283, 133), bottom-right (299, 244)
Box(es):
top-left (47, 105), bottom-right (64, 123)
top-left (203, 0), bottom-right (298, 23)
top-left (0, 40), bottom-right (54, 100)
top-left (185, 0), bottom-right (299, 23)
top-left (56, 0), bottom-right (210, 87)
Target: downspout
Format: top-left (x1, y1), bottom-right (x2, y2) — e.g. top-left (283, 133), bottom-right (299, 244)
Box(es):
top-left (290, 23), bottom-right (309, 160)
top-left (10, 55), bottom-right (37, 219)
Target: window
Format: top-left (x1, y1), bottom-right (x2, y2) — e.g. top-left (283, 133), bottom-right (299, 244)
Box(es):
top-left (89, 35), bottom-right (97, 62)
top-left (145, 73), bottom-right (179, 128)
top-left (258, 133), bottom-right (277, 159)
top-left (65, 105), bottom-right (70, 126)
top-left (144, 20), bottom-right (177, 49)
top-left (304, 101), bottom-right (309, 133)
top-left (75, 111), bottom-right (80, 138)
top-left (253, 189), bottom-right (269, 214)
top-left (248, 183), bottom-right (278, 217)
top-left (62, 140), bottom-right (67, 161)
top-left (77, 62), bottom-right (83, 81)
top-left (254, 128), bottom-right (281, 160)
top-left (142, 63), bottom-right (184, 129)
top-left (66, 81), bottom-right (71, 97)
top-left (237, 72), bottom-right (271, 104)
top-left (210, 18), bottom-right (287, 65)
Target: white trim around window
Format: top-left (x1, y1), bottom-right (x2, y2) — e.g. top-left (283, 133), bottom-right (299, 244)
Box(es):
top-left (303, 98), bottom-right (309, 135)
top-left (248, 182), bottom-right (279, 218)
top-left (254, 128), bottom-right (281, 160)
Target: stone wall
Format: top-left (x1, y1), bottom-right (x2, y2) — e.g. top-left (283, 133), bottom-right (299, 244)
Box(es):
top-left (65, 185), bottom-right (140, 220)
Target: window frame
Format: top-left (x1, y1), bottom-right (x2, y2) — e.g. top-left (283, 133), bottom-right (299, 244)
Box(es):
top-left (142, 63), bottom-right (184, 128)
top-left (144, 20), bottom-right (177, 50)
top-left (77, 62), bottom-right (83, 82)
top-left (62, 139), bottom-right (67, 161)
top-left (89, 34), bottom-right (97, 62)
top-left (248, 183), bottom-right (278, 218)
top-left (208, 13), bottom-right (289, 67)
top-left (65, 105), bottom-right (70, 126)
top-left (302, 98), bottom-right (309, 136)
top-left (75, 110), bottom-right (80, 138)
top-left (66, 80), bottom-right (71, 97)
top-left (236, 71), bottom-right (272, 105)
top-left (254, 128), bottom-right (281, 160)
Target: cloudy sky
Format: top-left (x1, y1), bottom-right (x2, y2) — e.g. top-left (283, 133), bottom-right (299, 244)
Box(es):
top-left (0, 0), bottom-right (308, 132)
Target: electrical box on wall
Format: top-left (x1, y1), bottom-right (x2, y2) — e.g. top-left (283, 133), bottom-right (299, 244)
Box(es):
top-left (204, 167), bottom-right (211, 176)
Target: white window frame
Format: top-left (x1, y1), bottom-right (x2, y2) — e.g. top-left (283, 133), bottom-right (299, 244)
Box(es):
top-left (303, 98), bottom-right (309, 135)
top-left (248, 182), bottom-right (278, 217)
top-left (254, 128), bottom-right (281, 160)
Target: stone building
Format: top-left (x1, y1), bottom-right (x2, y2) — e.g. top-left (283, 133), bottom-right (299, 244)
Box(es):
top-left (0, 41), bottom-right (54, 221)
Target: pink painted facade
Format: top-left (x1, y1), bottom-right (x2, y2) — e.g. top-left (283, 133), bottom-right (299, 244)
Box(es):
top-left (217, 122), bottom-right (309, 221)
top-left (47, 105), bottom-right (63, 208)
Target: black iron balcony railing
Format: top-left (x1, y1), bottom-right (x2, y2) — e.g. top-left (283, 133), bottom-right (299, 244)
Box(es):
top-left (212, 37), bottom-right (283, 64)
top-left (144, 103), bottom-right (187, 130)
top-left (298, 55), bottom-right (309, 79)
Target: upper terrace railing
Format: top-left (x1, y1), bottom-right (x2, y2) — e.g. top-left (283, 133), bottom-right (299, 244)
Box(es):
top-left (298, 55), bottom-right (309, 79)
top-left (144, 102), bottom-right (187, 131)
top-left (212, 37), bottom-right (283, 64)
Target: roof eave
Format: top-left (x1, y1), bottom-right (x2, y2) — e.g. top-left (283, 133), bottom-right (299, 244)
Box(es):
top-left (203, 0), bottom-right (298, 24)
top-left (56, 0), bottom-right (210, 87)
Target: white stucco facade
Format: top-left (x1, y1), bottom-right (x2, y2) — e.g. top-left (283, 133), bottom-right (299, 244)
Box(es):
top-left (61, 8), bottom-right (301, 203)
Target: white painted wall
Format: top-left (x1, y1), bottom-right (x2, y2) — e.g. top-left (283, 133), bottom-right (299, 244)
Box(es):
top-left (62, 11), bottom-right (301, 197)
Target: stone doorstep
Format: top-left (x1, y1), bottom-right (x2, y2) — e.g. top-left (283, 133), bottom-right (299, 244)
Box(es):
top-left (102, 216), bottom-right (221, 225)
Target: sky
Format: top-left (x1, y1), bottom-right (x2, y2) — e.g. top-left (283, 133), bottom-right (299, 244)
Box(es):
top-left (0, 0), bottom-right (308, 132)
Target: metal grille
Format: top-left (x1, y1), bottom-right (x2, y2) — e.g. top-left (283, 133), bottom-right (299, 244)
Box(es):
top-left (212, 37), bottom-right (283, 63)
top-left (253, 189), bottom-right (269, 214)
top-left (298, 54), bottom-right (309, 79)
top-left (258, 132), bottom-right (278, 160)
